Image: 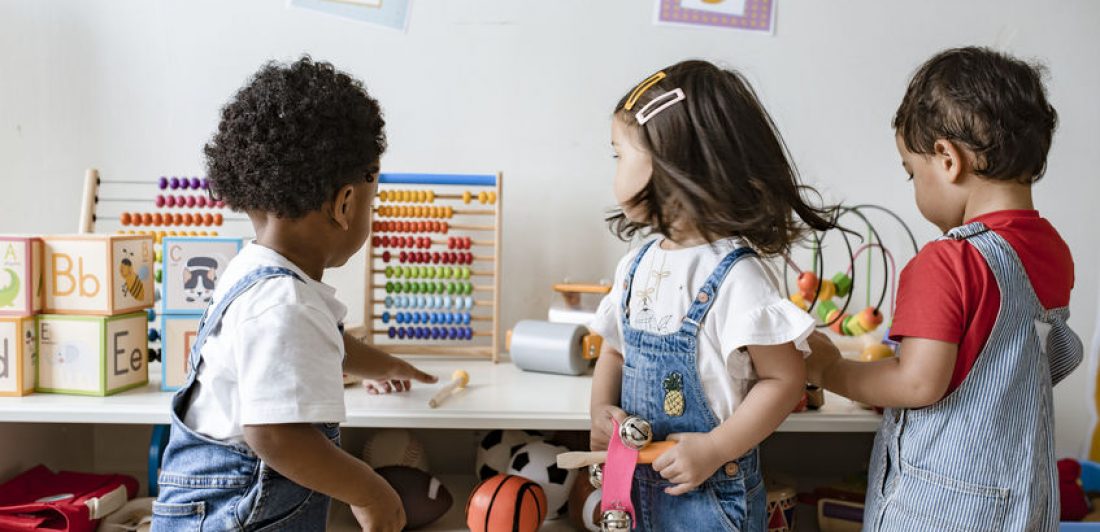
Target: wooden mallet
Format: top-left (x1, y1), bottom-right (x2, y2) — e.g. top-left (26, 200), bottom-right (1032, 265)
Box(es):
top-left (556, 440), bottom-right (677, 469)
top-left (428, 369), bottom-right (469, 408)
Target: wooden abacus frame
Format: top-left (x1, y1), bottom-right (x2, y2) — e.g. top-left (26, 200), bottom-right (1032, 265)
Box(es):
top-left (351, 173), bottom-right (503, 361)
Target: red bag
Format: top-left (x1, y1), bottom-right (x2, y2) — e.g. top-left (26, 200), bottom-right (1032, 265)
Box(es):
top-left (0, 465), bottom-right (138, 531)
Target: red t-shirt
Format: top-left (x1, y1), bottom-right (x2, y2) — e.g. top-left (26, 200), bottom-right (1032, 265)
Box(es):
top-left (889, 210), bottom-right (1074, 397)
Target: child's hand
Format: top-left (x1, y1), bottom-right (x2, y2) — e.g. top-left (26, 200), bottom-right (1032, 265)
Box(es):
top-left (590, 403), bottom-right (629, 451)
top-left (350, 474), bottom-right (406, 531)
top-left (363, 355), bottom-right (437, 394)
top-left (652, 432), bottom-right (727, 495)
top-left (805, 331), bottom-right (841, 386)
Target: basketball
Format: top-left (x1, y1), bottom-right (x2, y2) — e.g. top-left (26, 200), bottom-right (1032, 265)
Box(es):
top-left (465, 474), bottom-right (548, 532)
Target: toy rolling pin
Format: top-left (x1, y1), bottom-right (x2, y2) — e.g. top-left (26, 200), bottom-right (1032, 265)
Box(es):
top-left (556, 440), bottom-right (677, 470)
top-left (428, 369), bottom-right (468, 408)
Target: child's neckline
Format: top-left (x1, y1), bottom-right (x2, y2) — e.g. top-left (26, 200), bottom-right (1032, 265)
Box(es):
top-left (655, 236), bottom-right (738, 252)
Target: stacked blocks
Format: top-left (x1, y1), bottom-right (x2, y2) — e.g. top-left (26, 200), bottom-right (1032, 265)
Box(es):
top-left (0, 237), bottom-right (43, 396)
top-left (158, 236), bottom-right (242, 391)
top-left (34, 234), bottom-right (156, 396)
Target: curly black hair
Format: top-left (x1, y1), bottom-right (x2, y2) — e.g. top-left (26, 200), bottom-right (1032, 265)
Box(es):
top-left (894, 47), bottom-right (1057, 184)
top-left (205, 56), bottom-right (386, 218)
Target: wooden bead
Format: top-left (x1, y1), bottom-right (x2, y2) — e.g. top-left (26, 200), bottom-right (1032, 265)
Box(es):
top-left (797, 272), bottom-right (818, 300)
top-left (789, 292), bottom-right (808, 311)
top-left (861, 344), bottom-right (895, 362)
top-left (478, 191), bottom-right (488, 204)
top-left (463, 191), bottom-right (472, 204)
top-left (832, 272), bottom-right (853, 298)
top-left (817, 280), bottom-right (836, 302)
top-left (856, 307), bottom-right (884, 331)
top-left (120, 212), bottom-right (132, 226)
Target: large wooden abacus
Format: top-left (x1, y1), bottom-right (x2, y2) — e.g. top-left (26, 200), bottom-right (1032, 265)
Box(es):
top-left (353, 173), bottom-right (503, 361)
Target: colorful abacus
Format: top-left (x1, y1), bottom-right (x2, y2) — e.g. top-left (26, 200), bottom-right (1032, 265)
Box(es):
top-left (355, 173), bottom-right (503, 360)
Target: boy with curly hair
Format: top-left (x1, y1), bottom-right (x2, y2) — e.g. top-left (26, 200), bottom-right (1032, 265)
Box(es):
top-left (152, 57), bottom-right (435, 532)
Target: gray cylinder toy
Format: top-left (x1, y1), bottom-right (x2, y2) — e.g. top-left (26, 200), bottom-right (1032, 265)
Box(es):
top-left (508, 320), bottom-right (591, 376)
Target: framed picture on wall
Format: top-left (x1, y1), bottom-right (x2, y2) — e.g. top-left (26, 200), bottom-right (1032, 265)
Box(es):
top-left (654, 0), bottom-right (776, 34)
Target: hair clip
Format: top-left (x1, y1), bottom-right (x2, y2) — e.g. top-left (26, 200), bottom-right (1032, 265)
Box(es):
top-left (624, 71), bottom-right (667, 111)
top-left (635, 88), bottom-right (685, 125)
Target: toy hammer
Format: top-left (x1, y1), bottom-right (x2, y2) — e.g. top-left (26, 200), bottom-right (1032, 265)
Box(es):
top-left (428, 369), bottom-right (468, 408)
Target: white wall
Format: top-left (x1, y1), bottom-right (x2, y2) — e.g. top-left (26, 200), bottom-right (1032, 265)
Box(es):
top-left (1, 0), bottom-right (1097, 456)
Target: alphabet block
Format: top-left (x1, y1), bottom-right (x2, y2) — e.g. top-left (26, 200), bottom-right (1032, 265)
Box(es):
top-left (0, 316), bottom-right (37, 396)
top-left (161, 237), bottom-right (242, 315)
top-left (160, 314), bottom-right (200, 391)
top-left (0, 236), bottom-right (43, 317)
top-left (37, 312), bottom-right (148, 396)
top-left (43, 235), bottom-right (154, 315)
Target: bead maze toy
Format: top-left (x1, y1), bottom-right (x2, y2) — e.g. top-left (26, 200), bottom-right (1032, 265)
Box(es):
top-left (353, 173), bottom-right (503, 360)
top-left (783, 205), bottom-right (919, 361)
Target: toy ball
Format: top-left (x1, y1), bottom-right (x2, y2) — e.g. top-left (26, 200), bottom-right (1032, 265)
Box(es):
top-left (374, 465), bottom-right (452, 529)
top-left (475, 429), bottom-right (544, 481)
top-left (861, 343), bottom-right (895, 362)
top-left (507, 441), bottom-right (577, 519)
top-left (568, 473), bottom-right (602, 531)
top-left (362, 428), bottom-right (430, 472)
top-left (466, 474), bottom-right (547, 532)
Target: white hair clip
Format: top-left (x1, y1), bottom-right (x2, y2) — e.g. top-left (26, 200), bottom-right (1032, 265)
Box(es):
top-left (635, 88), bottom-right (685, 125)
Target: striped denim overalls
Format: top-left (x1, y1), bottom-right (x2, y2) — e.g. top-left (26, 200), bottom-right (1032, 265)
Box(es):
top-left (864, 222), bottom-right (1084, 531)
top-left (153, 267), bottom-right (341, 531)
top-left (619, 241), bottom-right (767, 532)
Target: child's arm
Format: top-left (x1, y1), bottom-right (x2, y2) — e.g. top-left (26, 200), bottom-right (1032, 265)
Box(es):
top-left (652, 342), bottom-right (805, 495)
top-left (806, 332), bottom-right (956, 408)
top-left (342, 332), bottom-right (438, 392)
top-left (589, 343), bottom-right (629, 452)
top-left (243, 423), bottom-right (405, 530)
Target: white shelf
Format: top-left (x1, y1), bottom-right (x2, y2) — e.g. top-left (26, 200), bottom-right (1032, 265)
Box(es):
top-left (0, 357), bottom-right (880, 432)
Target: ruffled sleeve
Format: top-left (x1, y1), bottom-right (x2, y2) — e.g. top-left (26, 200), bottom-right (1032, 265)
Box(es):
top-left (712, 257), bottom-right (815, 360)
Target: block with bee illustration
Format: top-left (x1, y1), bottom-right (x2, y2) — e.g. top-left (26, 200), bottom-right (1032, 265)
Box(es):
top-left (36, 312), bottom-right (148, 396)
top-left (161, 237), bottom-right (243, 315)
top-left (42, 235), bottom-right (154, 315)
top-left (0, 236), bottom-right (43, 317)
top-left (0, 315), bottom-right (37, 396)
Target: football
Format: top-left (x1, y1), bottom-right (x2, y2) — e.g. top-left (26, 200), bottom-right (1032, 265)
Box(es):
top-left (568, 473), bottom-right (602, 531)
top-left (507, 441), bottom-right (576, 518)
top-left (374, 465), bottom-right (453, 529)
top-left (475, 429), bottom-right (543, 481)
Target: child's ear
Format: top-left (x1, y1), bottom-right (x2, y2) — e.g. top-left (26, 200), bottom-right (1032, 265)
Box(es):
top-left (330, 184), bottom-right (356, 231)
top-left (933, 139), bottom-right (966, 183)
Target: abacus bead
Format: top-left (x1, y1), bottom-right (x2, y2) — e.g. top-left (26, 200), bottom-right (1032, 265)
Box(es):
top-left (463, 191), bottom-right (472, 204)
top-left (170, 177), bottom-right (180, 189)
top-left (397, 328), bottom-right (406, 339)
top-left (384, 296), bottom-right (393, 308)
top-left (148, 329), bottom-right (160, 342)
top-left (186, 196), bottom-right (196, 208)
top-left (384, 281), bottom-right (394, 294)
top-left (196, 196), bottom-right (208, 208)
top-left (388, 327), bottom-right (397, 338)
top-left (445, 206), bottom-right (454, 218)
top-left (154, 195), bottom-right (165, 208)
top-left (440, 221), bottom-right (448, 234)
top-left (184, 213), bottom-right (195, 226)
top-left (203, 213), bottom-right (214, 226)
top-left (141, 213), bottom-right (153, 225)
top-left (465, 237), bottom-right (472, 250)
top-left (478, 191), bottom-right (488, 204)
top-left (381, 312), bottom-right (390, 324)
top-left (384, 266), bottom-right (393, 278)
top-left (202, 179), bottom-right (210, 190)
top-left (214, 214), bottom-right (224, 226)
top-left (180, 178), bottom-right (190, 190)
top-left (191, 177), bottom-right (201, 189)
top-left (466, 297), bottom-right (474, 310)
top-left (372, 236), bottom-right (381, 248)
top-left (488, 191), bottom-right (497, 204)
top-left (159, 176), bottom-right (168, 189)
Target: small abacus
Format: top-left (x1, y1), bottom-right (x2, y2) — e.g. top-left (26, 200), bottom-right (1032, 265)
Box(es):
top-left (354, 173), bottom-right (503, 361)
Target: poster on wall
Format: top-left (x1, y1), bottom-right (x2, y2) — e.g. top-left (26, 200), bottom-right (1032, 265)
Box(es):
top-left (655, 0), bottom-right (776, 34)
top-left (289, 0), bottom-right (411, 32)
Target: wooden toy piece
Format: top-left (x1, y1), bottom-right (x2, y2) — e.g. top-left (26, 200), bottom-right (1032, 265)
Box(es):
top-left (160, 314), bottom-right (200, 391)
top-left (856, 307), bottom-right (884, 331)
top-left (0, 236), bottom-right (44, 317)
top-left (789, 292), bottom-right (808, 311)
top-left (815, 299), bottom-right (839, 323)
top-left (816, 279), bottom-right (837, 302)
top-left (797, 271), bottom-right (818, 300)
top-left (43, 234), bottom-right (155, 315)
top-left (428, 369), bottom-right (469, 408)
top-left (555, 440), bottom-right (677, 470)
top-left (832, 272), bottom-right (853, 298)
top-left (37, 312), bottom-right (148, 396)
top-left (0, 316), bottom-right (37, 396)
top-left (860, 343), bottom-right (895, 362)
top-left (160, 237), bottom-right (243, 315)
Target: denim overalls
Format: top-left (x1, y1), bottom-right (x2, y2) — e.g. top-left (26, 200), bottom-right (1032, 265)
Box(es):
top-left (152, 267), bottom-right (342, 531)
top-left (619, 241), bottom-right (767, 531)
top-left (864, 222), bottom-right (1084, 531)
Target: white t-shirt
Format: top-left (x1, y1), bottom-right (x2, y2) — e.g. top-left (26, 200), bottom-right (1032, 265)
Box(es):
top-left (183, 243), bottom-right (348, 444)
top-left (589, 237), bottom-right (814, 421)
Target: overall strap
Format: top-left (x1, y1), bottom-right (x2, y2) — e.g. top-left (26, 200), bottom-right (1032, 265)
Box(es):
top-left (187, 266), bottom-right (304, 373)
top-left (619, 240), bottom-right (658, 319)
top-left (943, 222), bottom-right (1044, 313)
top-left (679, 246), bottom-right (758, 337)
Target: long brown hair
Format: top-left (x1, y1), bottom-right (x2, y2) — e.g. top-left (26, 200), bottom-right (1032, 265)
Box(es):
top-left (609, 60), bottom-right (836, 256)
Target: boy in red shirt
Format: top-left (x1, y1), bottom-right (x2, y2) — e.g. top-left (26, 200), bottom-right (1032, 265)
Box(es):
top-left (807, 47), bottom-right (1084, 530)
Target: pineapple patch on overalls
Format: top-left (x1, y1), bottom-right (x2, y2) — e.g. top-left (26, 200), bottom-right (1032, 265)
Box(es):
top-left (663, 372), bottom-right (685, 416)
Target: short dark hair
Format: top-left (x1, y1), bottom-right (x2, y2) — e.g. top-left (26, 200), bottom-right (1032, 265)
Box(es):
top-left (894, 46), bottom-right (1057, 184)
top-left (609, 60), bottom-right (836, 256)
top-left (205, 56), bottom-right (386, 218)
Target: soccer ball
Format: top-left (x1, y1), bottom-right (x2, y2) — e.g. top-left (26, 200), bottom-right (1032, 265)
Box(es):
top-left (475, 429), bottom-right (543, 481)
top-left (507, 441), bottom-right (576, 519)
